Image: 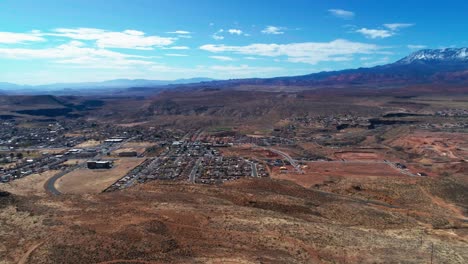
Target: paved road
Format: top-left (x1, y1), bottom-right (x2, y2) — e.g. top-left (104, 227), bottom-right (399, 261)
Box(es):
top-left (304, 160), bottom-right (416, 176)
top-left (189, 158), bottom-right (201, 183)
top-left (266, 147), bottom-right (304, 174)
top-left (44, 138), bottom-right (131, 195)
top-left (251, 163), bottom-right (258, 177)
top-left (45, 166), bottom-right (77, 195)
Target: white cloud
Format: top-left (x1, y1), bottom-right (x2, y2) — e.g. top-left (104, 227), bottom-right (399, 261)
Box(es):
top-left (0, 41), bottom-right (155, 68)
top-left (228, 29), bottom-right (243, 35)
top-left (163, 46), bottom-right (190, 50)
top-left (212, 29), bottom-right (224, 40)
top-left (407, 44), bottom-right (427, 49)
top-left (356, 28), bottom-right (393, 39)
top-left (0, 31), bottom-right (45, 44)
top-left (144, 64), bottom-right (285, 80)
top-left (261, 26), bottom-right (284, 35)
top-left (208, 65), bottom-right (282, 76)
top-left (165, 53), bottom-right (188, 57)
top-left (167, 30), bottom-right (191, 34)
top-left (328, 9), bottom-right (355, 19)
top-left (200, 39), bottom-right (382, 64)
top-left (357, 23), bottom-right (413, 39)
top-left (209, 55), bottom-right (234, 61)
top-left (49, 28), bottom-right (174, 50)
top-left (384, 23), bottom-right (414, 31)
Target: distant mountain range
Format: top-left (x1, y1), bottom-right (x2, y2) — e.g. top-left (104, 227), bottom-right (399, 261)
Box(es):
top-left (212, 48), bottom-right (468, 87)
top-left (1, 48), bottom-right (467, 95)
top-left (0, 78), bottom-right (214, 94)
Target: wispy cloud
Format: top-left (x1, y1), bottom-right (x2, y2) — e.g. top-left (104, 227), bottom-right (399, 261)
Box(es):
top-left (407, 44), bottom-right (427, 49)
top-left (356, 28), bottom-right (394, 39)
top-left (163, 46), bottom-right (190, 50)
top-left (228, 29), bottom-right (243, 35)
top-left (384, 23), bottom-right (414, 30)
top-left (0, 31), bottom-right (46, 44)
top-left (212, 29), bottom-right (224, 40)
top-left (328, 9), bottom-right (355, 19)
top-left (362, 56), bottom-right (391, 67)
top-left (46, 28), bottom-right (174, 50)
top-left (166, 30), bottom-right (191, 34)
top-left (165, 53), bottom-right (188, 57)
top-left (261, 26), bottom-right (285, 35)
top-left (0, 40), bottom-right (155, 68)
top-left (200, 39), bottom-right (383, 64)
top-left (357, 23), bottom-right (414, 39)
top-left (209, 55), bottom-right (234, 61)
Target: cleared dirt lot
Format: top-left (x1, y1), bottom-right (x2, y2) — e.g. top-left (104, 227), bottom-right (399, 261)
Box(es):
top-left (112, 142), bottom-right (155, 156)
top-left (74, 140), bottom-right (101, 148)
top-left (54, 158), bottom-right (145, 194)
top-left (0, 170), bottom-right (58, 197)
top-left (334, 150), bottom-right (383, 160)
top-left (390, 131), bottom-right (468, 162)
top-left (271, 161), bottom-right (407, 188)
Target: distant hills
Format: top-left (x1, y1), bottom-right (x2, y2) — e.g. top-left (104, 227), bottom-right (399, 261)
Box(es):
top-left (0, 78), bottom-right (214, 94)
top-left (1, 48), bottom-right (468, 95)
top-left (214, 47), bottom-right (468, 87)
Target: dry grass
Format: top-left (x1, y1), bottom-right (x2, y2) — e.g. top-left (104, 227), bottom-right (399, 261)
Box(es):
top-left (74, 140), bottom-right (101, 148)
top-left (54, 158), bottom-right (144, 194)
top-left (112, 142), bottom-right (154, 156)
top-left (0, 170), bottom-right (58, 197)
top-left (271, 162), bottom-right (407, 188)
top-left (1, 178), bottom-right (466, 263)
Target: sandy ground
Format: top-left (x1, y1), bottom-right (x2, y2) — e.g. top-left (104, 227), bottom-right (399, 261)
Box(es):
top-left (334, 151), bottom-right (382, 160)
top-left (219, 145), bottom-right (280, 160)
top-left (0, 178), bottom-right (466, 264)
top-left (61, 159), bottom-right (86, 166)
top-left (116, 121), bottom-right (149, 127)
top-left (112, 142), bottom-right (155, 156)
top-left (54, 158), bottom-right (144, 194)
top-left (390, 131), bottom-right (468, 162)
top-left (74, 140), bottom-right (101, 148)
top-left (271, 161), bottom-right (407, 188)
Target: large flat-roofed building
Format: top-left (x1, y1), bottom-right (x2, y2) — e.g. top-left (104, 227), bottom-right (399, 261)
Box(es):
top-left (87, 160), bottom-right (113, 169)
top-left (118, 151), bottom-right (138, 157)
top-left (104, 138), bottom-right (124, 143)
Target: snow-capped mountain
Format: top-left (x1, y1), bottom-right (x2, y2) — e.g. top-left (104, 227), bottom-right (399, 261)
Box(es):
top-left (396, 48), bottom-right (468, 64)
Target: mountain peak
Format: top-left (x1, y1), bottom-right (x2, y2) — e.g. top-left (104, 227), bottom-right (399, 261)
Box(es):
top-left (396, 47), bottom-right (468, 64)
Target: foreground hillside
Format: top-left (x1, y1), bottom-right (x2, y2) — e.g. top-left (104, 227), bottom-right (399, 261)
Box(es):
top-left (1, 175), bottom-right (467, 263)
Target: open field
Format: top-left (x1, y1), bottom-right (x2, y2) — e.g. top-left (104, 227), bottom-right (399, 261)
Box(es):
top-left (334, 150), bottom-right (385, 160)
top-left (74, 140), bottom-right (101, 148)
top-left (219, 144), bottom-right (280, 160)
top-left (0, 170), bottom-right (58, 197)
top-left (1, 178), bottom-right (467, 263)
top-left (112, 142), bottom-right (154, 156)
top-left (271, 161), bottom-right (408, 188)
top-left (61, 159), bottom-right (86, 166)
top-left (389, 131), bottom-right (468, 164)
top-left (54, 158), bottom-right (145, 194)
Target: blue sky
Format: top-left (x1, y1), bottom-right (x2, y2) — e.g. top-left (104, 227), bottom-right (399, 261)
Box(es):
top-left (1, 0), bottom-right (467, 85)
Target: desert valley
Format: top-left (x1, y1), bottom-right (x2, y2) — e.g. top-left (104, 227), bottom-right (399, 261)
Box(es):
top-left (0, 47), bottom-right (467, 263)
